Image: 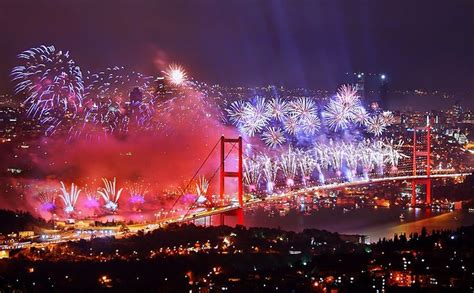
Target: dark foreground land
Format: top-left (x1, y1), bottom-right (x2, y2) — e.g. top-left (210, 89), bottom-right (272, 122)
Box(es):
top-left (0, 222), bottom-right (473, 292)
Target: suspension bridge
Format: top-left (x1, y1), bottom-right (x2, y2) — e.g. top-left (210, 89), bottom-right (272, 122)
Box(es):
top-left (155, 126), bottom-right (472, 227)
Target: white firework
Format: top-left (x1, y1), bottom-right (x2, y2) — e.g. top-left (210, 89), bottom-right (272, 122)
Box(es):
top-left (289, 97), bottom-right (318, 123)
top-left (381, 111), bottom-right (395, 126)
top-left (296, 149), bottom-right (316, 185)
top-left (261, 127), bottom-right (286, 148)
top-left (226, 100), bottom-right (247, 125)
top-left (98, 177), bottom-right (123, 212)
top-left (351, 106), bottom-right (370, 126)
top-left (328, 142), bottom-right (344, 175)
top-left (163, 64), bottom-right (187, 86)
top-left (283, 115), bottom-right (298, 135)
top-left (280, 147), bottom-right (298, 186)
top-left (58, 181), bottom-right (81, 214)
top-left (313, 143), bottom-right (330, 171)
top-left (324, 99), bottom-right (352, 131)
top-left (195, 176), bottom-right (210, 204)
top-left (336, 84), bottom-right (360, 107)
top-left (243, 156), bottom-right (261, 191)
top-left (266, 97), bottom-right (289, 122)
top-left (259, 154), bottom-right (279, 193)
top-left (366, 115), bottom-right (387, 136)
top-left (299, 114), bottom-right (321, 135)
top-left (342, 143), bottom-right (359, 175)
top-left (240, 97), bottom-right (270, 136)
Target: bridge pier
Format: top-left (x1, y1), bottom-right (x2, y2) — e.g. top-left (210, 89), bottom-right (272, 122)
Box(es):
top-left (217, 208), bottom-right (244, 226)
top-left (411, 179), bottom-right (431, 206)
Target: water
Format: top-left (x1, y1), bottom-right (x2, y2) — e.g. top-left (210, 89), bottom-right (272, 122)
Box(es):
top-left (235, 206), bottom-right (474, 243)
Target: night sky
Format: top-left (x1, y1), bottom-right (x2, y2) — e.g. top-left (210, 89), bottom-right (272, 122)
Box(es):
top-left (0, 0), bottom-right (472, 96)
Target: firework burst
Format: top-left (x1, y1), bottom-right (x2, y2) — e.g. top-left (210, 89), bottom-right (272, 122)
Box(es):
top-left (98, 178), bottom-right (123, 212)
top-left (243, 156), bottom-right (261, 191)
top-left (225, 100), bottom-right (247, 125)
top-left (37, 192), bottom-right (56, 212)
top-left (280, 147), bottom-right (298, 186)
top-left (58, 181), bottom-right (81, 215)
top-left (259, 154), bottom-right (279, 193)
top-left (366, 114), bottom-right (387, 136)
top-left (163, 64), bottom-right (187, 86)
top-left (11, 45), bottom-right (84, 133)
top-left (261, 127), bottom-right (286, 148)
top-left (240, 97), bottom-right (270, 136)
top-left (266, 97), bottom-right (289, 122)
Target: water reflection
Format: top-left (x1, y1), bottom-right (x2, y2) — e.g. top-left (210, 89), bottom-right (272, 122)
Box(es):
top-left (239, 205), bottom-right (474, 243)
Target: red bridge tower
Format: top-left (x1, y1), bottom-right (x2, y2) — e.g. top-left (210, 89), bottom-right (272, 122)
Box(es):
top-left (411, 125), bottom-right (431, 206)
top-left (220, 136), bottom-right (243, 207)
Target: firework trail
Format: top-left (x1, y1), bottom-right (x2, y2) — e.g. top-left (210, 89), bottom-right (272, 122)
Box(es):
top-left (296, 149), bottom-right (316, 185)
top-left (80, 67), bottom-right (157, 136)
top-left (328, 142), bottom-right (344, 176)
top-left (98, 177), bottom-right (123, 212)
top-left (259, 154), bottom-right (279, 193)
top-left (195, 176), bottom-right (210, 204)
top-left (58, 181), bottom-right (81, 215)
top-left (280, 147), bottom-right (298, 187)
top-left (37, 192), bottom-right (56, 212)
top-left (128, 183), bottom-right (148, 205)
top-left (11, 45), bottom-right (84, 134)
top-left (84, 187), bottom-right (101, 209)
top-left (243, 156), bottom-right (261, 191)
top-left (342, 143), bottom-right (358, 179)
top-left (383, 139), bottom-right (407, 172)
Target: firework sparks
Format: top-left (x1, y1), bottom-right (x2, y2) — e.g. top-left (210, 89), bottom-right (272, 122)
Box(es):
top-left (335, 84), bottom-right (360, 107)
top-left (128, 183), bottom-right (148, 205)
top-left (11, 45), bottom-right (84, 133)
top-left (280, 147), bottom-right (298, 186)
top-left (58, 182), bottom-right (81, 215)
top-left (84, 187), bottom-right (100, 209)
top-left (366, 114), bottom-right (387, 136)
top-left (266, 97), bottom-right (289, 122)
top-left (163, 64), bottom-right (187, 86)
top-left (226, 100), bottom-right (247, 125)
top-left (261, 127), bottom-right (286, 148)
top-left (243, 156), bottom-right (261, 191)
top-left (296, 149), bottom-right (316, 185)
top-left (240, 97), bottom-right (270, 136)
top-left (37, 192), bottom-right (56, 212)
top-left (259, 154), bottom-right (279, 193)
top-left (98, 178), bottom-right (123, 212)
top-left (324, 99), bottom-right (351, 131)
top-left (195, 176), bottom-right (210, 204)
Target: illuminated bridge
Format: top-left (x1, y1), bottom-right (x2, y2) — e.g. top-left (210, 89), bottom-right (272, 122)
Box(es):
top-left (157, 126), bottom-right (472, 227)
